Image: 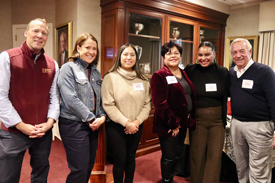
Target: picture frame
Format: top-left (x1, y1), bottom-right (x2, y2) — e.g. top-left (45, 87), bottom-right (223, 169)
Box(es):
top-left (225, 35), bottom-right (258, 69)
top-left (55, 21), bottom-right (72, 67)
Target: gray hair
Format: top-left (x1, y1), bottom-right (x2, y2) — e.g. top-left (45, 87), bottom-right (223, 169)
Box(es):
top-left (230, 38), bottom-right (252, 52)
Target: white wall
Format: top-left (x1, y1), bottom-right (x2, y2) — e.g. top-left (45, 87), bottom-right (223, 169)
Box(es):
top-left (225, 5), bottom-right (260, 37)
top-left (259, 1), bottom-right (275, 32)
top-left (77, 0), bottom-right (102, 68)
top-left (184, 0), bottom-right (230, 14)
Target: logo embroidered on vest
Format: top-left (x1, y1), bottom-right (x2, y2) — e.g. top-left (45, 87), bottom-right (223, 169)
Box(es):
top-left (42, 68), bottom-right (52, 73)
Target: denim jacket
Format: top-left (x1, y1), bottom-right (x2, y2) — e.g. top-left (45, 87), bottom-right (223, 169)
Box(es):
top-left (58, 58), bottom-right (105, 122)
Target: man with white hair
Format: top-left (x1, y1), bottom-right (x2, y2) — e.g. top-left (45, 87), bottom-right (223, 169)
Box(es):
top-left (58, 31), bottom-right (68, 65)
top-left (229, 38), bottom-right (275, 183)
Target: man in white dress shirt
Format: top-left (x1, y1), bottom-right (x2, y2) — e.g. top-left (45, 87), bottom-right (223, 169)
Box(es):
top-left (0, 18), bottom-right (59, 183)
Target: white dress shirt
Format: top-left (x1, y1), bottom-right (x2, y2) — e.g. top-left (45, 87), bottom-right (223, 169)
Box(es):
top-left (234, 59), bottom-right (254, 78)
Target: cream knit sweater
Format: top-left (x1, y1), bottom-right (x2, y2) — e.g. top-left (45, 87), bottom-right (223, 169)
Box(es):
top-left (101, 67), bottom-right (151, 127)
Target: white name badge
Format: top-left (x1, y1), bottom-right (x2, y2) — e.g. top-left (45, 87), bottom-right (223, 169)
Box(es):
top-left (75, 71), bottom-right (87, 80)
top-left (166, 76), bottom-right (178, 84)
top-left (242, 79), bottom-right (254, 89)
top-left (205, 83), bottom-right (217, 92)
top-left (133, 83), bottom-right (144, 91)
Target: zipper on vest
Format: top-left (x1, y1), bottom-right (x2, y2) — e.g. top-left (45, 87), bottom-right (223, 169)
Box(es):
top-left (34, 54), bottom-right (40, 69)
top-left (34, 54), bottom-right (40, 123)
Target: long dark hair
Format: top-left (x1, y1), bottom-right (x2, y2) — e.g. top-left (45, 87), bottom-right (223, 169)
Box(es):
top-left (109, 43), bottom-right (147, 80)
top-left (67, 33), bottom-right (99, 66)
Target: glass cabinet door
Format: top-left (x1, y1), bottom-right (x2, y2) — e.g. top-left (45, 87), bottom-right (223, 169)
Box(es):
top-left (169, 19), bottom-right (195, 68)
top-left (200, 26), bottom-right (219, 61)
top-left (128, 12), bottom-right (162, 76)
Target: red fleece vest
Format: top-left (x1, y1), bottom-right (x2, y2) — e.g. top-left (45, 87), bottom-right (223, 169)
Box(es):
top-left (1, 42), bottom-right (56, 133)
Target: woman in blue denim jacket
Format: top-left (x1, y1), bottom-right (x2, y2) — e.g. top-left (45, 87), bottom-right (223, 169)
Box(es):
top-left (57, 33), bottom-right (106, 183)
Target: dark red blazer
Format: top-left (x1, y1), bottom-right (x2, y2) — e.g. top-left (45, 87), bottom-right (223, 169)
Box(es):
top-left (151, 65), bottom-right (196, 137)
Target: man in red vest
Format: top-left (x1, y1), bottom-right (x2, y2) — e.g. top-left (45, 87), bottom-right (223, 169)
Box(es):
top-left (0, 18), bottom-right (60, 183)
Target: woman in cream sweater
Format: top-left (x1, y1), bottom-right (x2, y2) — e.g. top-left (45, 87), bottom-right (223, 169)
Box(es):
top-left (101, 43), bottom-right (151, 183)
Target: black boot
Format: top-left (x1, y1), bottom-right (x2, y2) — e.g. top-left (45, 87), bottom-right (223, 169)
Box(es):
top-left (161, 157), bottom-right (175, 183)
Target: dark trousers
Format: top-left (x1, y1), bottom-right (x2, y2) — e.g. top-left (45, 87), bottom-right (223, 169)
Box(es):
top-left (159, 128), bottom-right (186, 183)
top-left (0, 128), bottom-right (52, 183)
top-left (59, 117), bottom-right (98, 183)
top-left (106, 121), bottom-right (143, 183)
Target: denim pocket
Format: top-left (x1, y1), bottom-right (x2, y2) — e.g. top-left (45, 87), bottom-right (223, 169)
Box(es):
top-left (76, 78), bottom-right (88, 85)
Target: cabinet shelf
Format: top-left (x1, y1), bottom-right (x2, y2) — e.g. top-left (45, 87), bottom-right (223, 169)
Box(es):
top-left (129, 33), bottom-right (160, 40)
top-left (169, 38), bottom-right (193, 43)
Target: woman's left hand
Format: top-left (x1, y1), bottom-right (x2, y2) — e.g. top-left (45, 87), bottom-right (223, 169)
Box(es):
top-left (89, 116), bottom-right (106, 131)
top-left (168, 125), bottom-right (181, 137)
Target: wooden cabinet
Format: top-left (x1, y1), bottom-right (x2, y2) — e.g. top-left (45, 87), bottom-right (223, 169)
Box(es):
top-left (100, 0), bottom-right (229, 156)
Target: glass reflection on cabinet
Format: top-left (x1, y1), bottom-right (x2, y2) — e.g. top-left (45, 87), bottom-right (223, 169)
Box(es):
top-left (128, 13), bottom-right (162, 76)
top-left (200, 27), bottom-right (219, 61)
top-left (170, 21), bottom-right (194, 68)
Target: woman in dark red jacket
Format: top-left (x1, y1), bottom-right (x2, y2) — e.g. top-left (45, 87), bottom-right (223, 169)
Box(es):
top-left (151, 41), bottom-right (196, 183)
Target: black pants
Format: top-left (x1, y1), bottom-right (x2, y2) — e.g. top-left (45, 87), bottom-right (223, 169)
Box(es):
top-left (0, 128), bottom-right (52, 183)
top-left (159, 128), bottom-right (186, 183)
top-left (106, 121), bottom-right (143, 183)
top-left (59, 117), bottom-right (98, 183)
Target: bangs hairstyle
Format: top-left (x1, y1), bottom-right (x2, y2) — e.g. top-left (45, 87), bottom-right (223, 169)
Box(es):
top-left (161, 41), bottom-right (182, 58)
top-left (230, 38), bottom-right (252, 52)
top-left (109, 43), bottom-right (147, 80)
top-left (198, 41), bottom-right (215, 53)
top-left (68, 33), bottom-right (99, 66)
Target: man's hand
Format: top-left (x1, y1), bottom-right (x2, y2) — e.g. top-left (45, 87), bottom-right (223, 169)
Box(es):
top-left (15, 122), bottom-right (39, 137)
top-left (33, 118), bottom-right (54, 138)
top-left (15, 118), bottom-right (55, 138)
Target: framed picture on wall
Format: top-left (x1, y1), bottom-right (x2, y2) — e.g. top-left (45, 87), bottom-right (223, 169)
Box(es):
top-left (225, 35), bottom-right (258, 69)
top-left (55, 21), bottom-right (72, 67)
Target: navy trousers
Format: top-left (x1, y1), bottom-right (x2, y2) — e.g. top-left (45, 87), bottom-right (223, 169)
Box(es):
top-left (59, 117), bottom-right (98, 183)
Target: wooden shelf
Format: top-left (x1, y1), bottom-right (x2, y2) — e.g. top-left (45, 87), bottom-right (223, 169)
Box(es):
top-left (169, 38), bottom-right (193, 43)
top-left (129, 33), bottom-right (160, 40)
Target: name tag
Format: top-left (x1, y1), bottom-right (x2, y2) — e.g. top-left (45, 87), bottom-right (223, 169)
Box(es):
top-left (166, 76), bottom-right (178, 84)
top-left (42, 68), bottom-right (52, 73)
top-left (205, 83), bottom-right (217, 92)
top-left (242, 79), bottom-right (253, 89)
top-left (75, 71), bottom-right (87, 80)
top-left (133, 83), bottom-right (144, 91)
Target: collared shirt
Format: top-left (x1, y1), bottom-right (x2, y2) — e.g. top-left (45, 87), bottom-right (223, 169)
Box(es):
top-left (0, 51), bottom-right (60, 128)
top-left (234, 59), bottom-right (254, 78)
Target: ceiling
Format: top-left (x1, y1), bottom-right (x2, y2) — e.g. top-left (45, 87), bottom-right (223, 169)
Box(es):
top-left (217, 0), bottom-right (269, 6)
